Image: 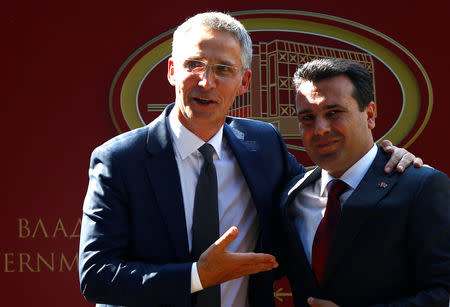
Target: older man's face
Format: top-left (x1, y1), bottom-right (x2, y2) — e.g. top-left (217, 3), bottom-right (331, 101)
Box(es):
top-left (168, 26), bottom-right (251, 140)
top-left (296, 75), bottom-right (376, 177)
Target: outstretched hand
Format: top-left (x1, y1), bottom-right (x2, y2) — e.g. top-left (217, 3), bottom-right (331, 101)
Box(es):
top-left (197, 226), bottom-right (278, 288)
top-left (380, 140), bottom-right (423, 173)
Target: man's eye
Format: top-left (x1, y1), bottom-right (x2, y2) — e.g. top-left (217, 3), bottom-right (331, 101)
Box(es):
top-left (214, 65), bottom-right (236, 77)
top-left (327, 110), bottom-right (341, 117)
top-left (215, 65), bottom-right (232, 72)
top-left (185, 61), bottom-right (203, 70)
top-left (299, 115), bottom-right (313, 122)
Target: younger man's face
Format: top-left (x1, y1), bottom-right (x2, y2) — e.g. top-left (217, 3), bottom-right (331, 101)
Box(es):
top-left (296, 75), bottom-right (376, 177)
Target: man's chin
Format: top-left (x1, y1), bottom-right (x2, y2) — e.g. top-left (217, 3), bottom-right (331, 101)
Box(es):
top-left (313, 152), bottom-right (341, 170)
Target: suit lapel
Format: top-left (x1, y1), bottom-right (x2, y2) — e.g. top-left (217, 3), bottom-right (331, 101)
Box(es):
top-left (223, 123), bottom-right (265, 207)
top-left (321, 148), bottom-right (399, 286)
top-left (144, 106), bottom-right (190, 261)
top-left (281, 168), bottom-right (322, 291)
top-left (286, 167), bottom-right (322, 203)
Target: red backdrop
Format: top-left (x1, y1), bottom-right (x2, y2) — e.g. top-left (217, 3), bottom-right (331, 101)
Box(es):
top-left (2, 1), bottom-right (449, 306)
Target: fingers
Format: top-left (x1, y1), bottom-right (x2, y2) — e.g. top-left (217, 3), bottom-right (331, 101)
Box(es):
top-left (383, 146), bottom-right (406, 173)
top-left (214, 226), bottom-right (238, 251)
top-left (197, 248), bottom-right (278, 287)
top-left (396, 152), bottom-right (416, 173)
top-left (215, 252), bottom-right (278, 282)
top-left (383, 145), bottom-right (415, 174)
top-left (380, 139), bottom-right (394, 153)
top-left (413, 156), bottom-right (423, 168)
top-left (220, 256), bottom-right (278, 280)
top-left (230, 251), bottom-right (278, 268)
top-left (381, 140), bottom-right (424, 173)
top-left (380, 140), bottom-right (398, 173)
top-left (197, 226), bottom-right (278, 287)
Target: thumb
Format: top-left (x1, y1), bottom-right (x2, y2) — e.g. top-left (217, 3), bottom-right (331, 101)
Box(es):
top-left (214, 226), bottom-right (238, 251)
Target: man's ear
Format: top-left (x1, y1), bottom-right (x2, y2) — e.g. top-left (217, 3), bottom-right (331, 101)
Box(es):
top-left (236, 69), bottom-right (252, 95)
top-left (167, 57), bottom-right (176, 86)
top-left (366, 101), bottom-right (376, 130)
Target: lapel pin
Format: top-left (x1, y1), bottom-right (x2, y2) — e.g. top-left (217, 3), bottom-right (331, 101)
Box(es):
top-left (378, 182), bottom-right (388, 188)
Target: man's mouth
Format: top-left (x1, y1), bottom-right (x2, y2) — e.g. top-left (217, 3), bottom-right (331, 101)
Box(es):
top-left (314, 138), bottom-right (340, 151)
top-left (316, 140), bottom-right (338, 147)
top-left (194, 98), bottom-right (214, 104)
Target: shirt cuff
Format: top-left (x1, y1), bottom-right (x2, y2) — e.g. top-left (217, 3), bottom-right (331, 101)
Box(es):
top-left (191, 262), bottom-right (204, 293)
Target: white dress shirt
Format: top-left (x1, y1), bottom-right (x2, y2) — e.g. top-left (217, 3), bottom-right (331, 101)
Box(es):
top-left (168, 109), bottom-right (259, 307)
top-left (292, 144), bottom-right (378, 265)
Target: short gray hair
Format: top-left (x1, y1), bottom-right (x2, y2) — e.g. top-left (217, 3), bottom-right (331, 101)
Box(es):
top-left (172, 12), bottom-right (253, 70)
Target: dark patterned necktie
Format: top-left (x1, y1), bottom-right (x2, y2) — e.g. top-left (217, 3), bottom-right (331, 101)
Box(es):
top-left (312, 179), bottom-right (348, 284)
top-left (191, 143), bottom-right (220, 306)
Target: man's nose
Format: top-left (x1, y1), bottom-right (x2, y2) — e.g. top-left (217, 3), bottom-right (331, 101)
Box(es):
top-left (314, 116), bottom-right (331, 135)
top-left (198, 66), bottom-right (216, 88)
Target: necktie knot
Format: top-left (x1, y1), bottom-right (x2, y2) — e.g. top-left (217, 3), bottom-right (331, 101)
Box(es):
top-left (327, 179), bottom-right (349, 199)
top-left (198, 143), bottom-right (215, 163)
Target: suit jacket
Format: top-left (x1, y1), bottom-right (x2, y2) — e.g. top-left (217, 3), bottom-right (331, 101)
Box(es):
top-left (79, 104), bottom-right (305, 307)
top-left (280, 147), bottom-right (450, 307)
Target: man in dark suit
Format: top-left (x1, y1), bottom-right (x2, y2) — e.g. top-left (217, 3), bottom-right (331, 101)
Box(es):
top-left (79, 13), bottom-right (420, 307)
top-left (280, 58), bottom-right (449, 306)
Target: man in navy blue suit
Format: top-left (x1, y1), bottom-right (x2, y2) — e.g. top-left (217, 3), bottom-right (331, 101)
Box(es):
top-left (79, 13), bottom-right (420, 307)
top-left (279, 58), bottom-right (449, 306)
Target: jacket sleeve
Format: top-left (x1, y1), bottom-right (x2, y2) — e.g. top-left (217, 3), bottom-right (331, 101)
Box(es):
top-left (371, 169), bottom-right (450, 307)
top-left (78, 146), bottom-right (192, 306)
top-left (271, 124), bottom-right (306, 281)
top-left (271, 123), bottom-right (306, 181)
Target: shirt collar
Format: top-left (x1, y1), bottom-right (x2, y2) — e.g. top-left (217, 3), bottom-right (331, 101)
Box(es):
top-left (168, 107), bottom-right (224, 160)
top-left (320, 143), bottom-right (378, 195)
